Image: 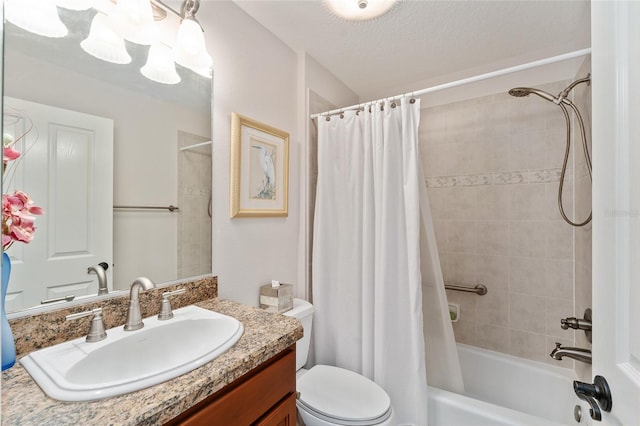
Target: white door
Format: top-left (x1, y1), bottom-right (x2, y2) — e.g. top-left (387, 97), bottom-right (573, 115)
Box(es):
top-left (591, 1), bottom-right (640, 424)
top-left (3, 97), bottom-right (113, 311)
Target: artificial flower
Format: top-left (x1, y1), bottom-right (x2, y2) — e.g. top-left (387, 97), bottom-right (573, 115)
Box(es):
top-left (2, 130), bottom-right (43, 250)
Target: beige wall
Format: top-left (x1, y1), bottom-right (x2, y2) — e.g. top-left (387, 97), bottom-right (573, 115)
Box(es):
top-left (421, 80), bottom-right (581, 368)
top-left (202, 2), bottom-right (357, 306)
top-left (201, 1), bottom-right (299, 306)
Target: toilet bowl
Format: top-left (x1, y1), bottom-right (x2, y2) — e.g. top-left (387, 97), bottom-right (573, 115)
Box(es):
top-left (284, 299), bottom-right (393, 426)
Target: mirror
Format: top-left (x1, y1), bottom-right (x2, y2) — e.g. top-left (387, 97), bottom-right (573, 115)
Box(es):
top-left (3, 7), bottom-right (212, 314)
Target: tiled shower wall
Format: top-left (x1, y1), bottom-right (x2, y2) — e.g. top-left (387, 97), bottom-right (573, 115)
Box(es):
top-left (421, 80), bottom-right (581, 368)
top-left (573, 58), bottom-right (592, 380)
top-left (177, 132), bottom-right (212, 278)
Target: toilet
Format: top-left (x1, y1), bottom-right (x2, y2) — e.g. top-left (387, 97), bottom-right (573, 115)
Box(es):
top-left (284, 298), bottom-right (393, 426)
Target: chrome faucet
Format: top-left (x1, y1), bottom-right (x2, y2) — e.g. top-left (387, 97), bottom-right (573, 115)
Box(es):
top-left (124, 277), bottom-right (156, 331)
top-left (88, 262), bottom-right (110, 295)
top-left (550, 342), bottom-right (592, 364)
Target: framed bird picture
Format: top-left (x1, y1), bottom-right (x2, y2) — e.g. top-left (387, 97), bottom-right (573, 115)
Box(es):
top-left (230, 113), bottom-right (289, 217)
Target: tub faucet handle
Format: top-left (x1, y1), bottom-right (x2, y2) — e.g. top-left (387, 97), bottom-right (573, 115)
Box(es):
top-left (573, 375), bottom-right (612, 421)
top-left (560, 308), bottom-right (592, 343)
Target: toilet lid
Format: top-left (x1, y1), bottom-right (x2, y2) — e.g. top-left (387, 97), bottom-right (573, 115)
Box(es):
top-left (297, 365), bottom-right (391, 423)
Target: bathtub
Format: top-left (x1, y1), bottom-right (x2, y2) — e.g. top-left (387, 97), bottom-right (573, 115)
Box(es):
top-left (428, 344), bottom-right (589, 426)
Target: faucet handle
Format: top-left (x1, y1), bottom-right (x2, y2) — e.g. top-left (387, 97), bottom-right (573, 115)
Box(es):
top-left (573, 375), bottom-right (612, 421)
top-left (560, 308), bottom-right (593, 343)
top-left (66, 308), bottom-right (107, 342)
top-left (158, 288), bottom-right (186, 320)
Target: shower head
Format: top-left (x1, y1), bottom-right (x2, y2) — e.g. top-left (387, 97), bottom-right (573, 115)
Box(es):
top-left (508, 87), bottom-right (557, 103)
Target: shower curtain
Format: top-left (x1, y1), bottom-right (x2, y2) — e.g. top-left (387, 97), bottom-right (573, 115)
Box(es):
top-left (312, 97), bottom-right (463, 425)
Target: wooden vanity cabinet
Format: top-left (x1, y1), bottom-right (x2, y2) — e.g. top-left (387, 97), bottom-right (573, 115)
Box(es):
top-left (166, 346), bottom-right (296, 426)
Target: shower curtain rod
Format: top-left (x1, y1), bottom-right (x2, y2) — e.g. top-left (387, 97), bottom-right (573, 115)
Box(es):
top-left (310, 48), bottom-right (591, 119)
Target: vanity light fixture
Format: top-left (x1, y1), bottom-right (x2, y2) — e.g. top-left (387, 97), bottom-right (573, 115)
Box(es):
top-left (81, 13), bottom-right (133, 65)
top-left (5, 0), bottom-right (69, 38)
top-left (324, 0), bottom-right (399, 21)
top-left (141, 43), bottom-right (182, 85)
top-left (110, 0), bottom-right (158, 46)
top-left (174, 0), bottom-right (213, 78)
top-left (5, 0), bottom-right (212, 84)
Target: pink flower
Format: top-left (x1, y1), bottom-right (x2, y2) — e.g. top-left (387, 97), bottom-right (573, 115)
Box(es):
top-left (2, 130), bottom-right (43, 250)
top-left (3, 145), bottom-right (20, 165)
top-left (2, 191), bottom-right (43, 250)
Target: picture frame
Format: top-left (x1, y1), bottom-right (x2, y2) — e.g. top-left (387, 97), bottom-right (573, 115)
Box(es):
top-left (230, 113), bottom-right (289, 218)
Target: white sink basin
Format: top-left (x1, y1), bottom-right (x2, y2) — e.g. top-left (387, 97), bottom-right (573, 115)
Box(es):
top-left (20, 305), bottom-right (243, 401)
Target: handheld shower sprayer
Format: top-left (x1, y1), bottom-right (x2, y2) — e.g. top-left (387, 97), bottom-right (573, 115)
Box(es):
top-left (508, 75), bottom-right (592, 227)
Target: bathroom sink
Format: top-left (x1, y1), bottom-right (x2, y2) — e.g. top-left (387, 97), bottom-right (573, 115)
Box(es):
top-left (20, 305), bottom-right (244, 402)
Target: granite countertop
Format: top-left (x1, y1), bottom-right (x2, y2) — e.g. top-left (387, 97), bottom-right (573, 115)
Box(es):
top-left (1, 298), bottom-right (303, 426)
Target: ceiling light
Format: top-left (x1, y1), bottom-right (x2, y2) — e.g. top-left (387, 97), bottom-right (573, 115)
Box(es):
top-left (5, 0), bottom-right (69, 38)
top-left (325, 0), bottom-right (399, 21)
top-left (81, 13), bottom-right (133, 65)
top-left (141, 44), bottom-right (181, 85)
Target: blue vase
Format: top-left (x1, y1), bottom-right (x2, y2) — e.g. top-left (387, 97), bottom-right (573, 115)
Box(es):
top-left (2, 252), bottom-right (16, 370)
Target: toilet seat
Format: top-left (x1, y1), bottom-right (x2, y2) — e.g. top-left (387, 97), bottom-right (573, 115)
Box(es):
top-left (297, 365), bottom-right (392, 425)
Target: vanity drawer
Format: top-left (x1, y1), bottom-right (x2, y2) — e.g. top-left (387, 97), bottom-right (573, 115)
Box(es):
top-left (254, 392), bottom-right (297, 426)
top-left (168, 346), bottom-right (296, 425)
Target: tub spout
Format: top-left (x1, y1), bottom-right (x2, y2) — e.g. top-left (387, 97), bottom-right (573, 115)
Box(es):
top-left (550, 342), bottom-right (592, 364)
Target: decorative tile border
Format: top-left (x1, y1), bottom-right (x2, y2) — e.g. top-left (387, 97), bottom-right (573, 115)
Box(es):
top-left (425, 168), bottom-right (573, 188)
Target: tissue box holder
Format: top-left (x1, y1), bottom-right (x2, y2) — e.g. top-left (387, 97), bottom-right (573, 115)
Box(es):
top-left (259, 283), bottom-right (293, 313)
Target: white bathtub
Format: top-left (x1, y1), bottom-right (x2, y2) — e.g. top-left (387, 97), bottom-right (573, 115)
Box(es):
top-left (428, 344), bottom-right (590, 426)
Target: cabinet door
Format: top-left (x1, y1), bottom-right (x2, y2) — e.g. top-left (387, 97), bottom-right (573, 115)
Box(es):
top-left (170, 348), bottom-right (296, 426)
top-left (254, 393), bottom-right (297, 426)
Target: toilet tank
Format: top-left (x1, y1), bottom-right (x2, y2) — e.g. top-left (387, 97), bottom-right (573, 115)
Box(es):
top-left (283, 298), bottom-right (314, 371)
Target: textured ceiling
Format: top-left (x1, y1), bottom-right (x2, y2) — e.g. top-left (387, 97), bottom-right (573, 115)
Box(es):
top-left (231, 0), bottom-right (590, 101)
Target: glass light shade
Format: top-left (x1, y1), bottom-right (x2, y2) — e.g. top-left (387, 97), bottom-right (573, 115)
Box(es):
top-left (174, 17), bottom-right (211, 78)
top-left (325, 0), bottom-right (398, 21)
top-left (56, 0), bottom-right (93, 11)
top-left (81, 13), bottom-right (132, 65)
top-left (110, 0), bottom-right (157, 45)
top-left (176, 18), bottom-right (205, 56)
top-left (175, 49), bottom-right (212, 79)
top-left (141, 44), bottom-right (181, 85)
top-left (5, 0), bottom-right (68, 38)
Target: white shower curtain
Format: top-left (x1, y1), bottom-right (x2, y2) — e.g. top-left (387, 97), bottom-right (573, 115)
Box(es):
top-left (312, 97), bottom-right (463, 425)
